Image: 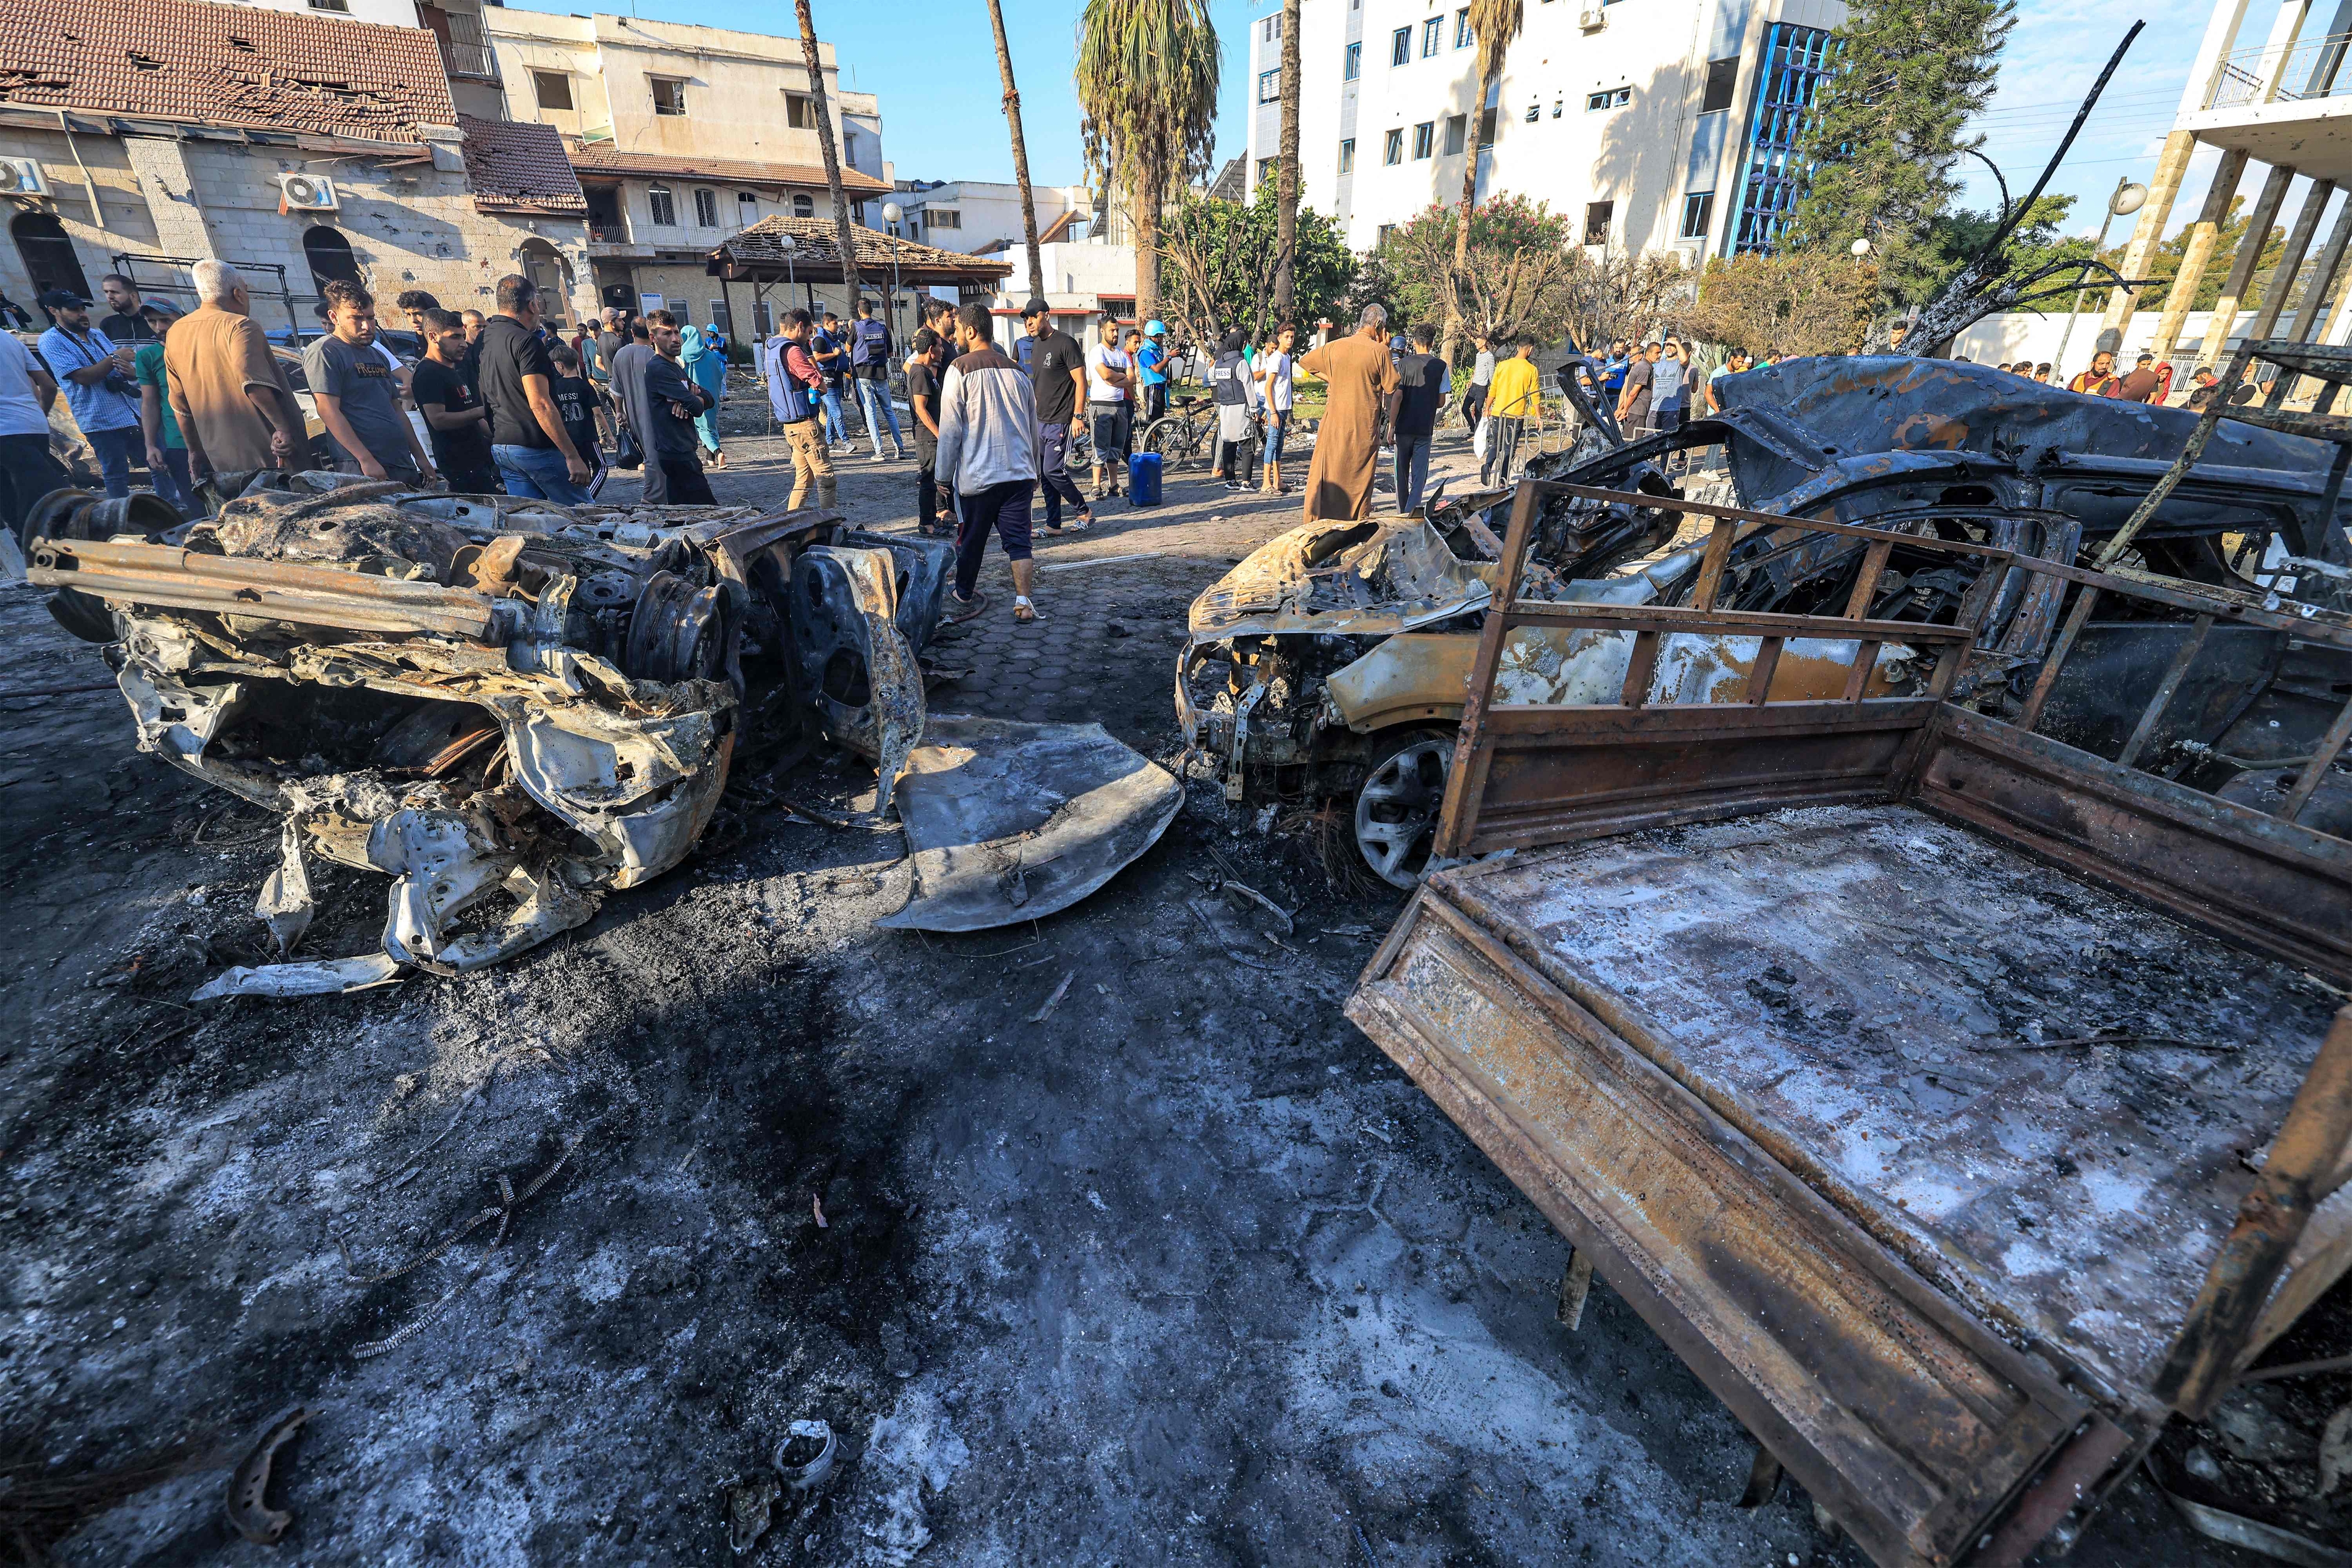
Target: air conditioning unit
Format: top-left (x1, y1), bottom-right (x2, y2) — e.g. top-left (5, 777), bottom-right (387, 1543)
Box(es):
top-left (1578, 5), bottom-right (1607, 26)
top-left (277, 172), bottom-right (339, 212)
top-left (0, 158), bottom-right (50, 197)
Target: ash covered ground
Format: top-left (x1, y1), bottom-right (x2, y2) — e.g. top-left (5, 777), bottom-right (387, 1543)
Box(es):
top-left (0, 431), bottom-right (2286, 1564)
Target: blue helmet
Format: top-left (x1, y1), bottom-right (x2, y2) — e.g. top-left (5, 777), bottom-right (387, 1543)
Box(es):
top-left (1144, 319), bottom-right (1167, 337)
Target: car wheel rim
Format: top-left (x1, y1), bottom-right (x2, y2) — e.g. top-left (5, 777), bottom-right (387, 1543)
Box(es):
top-left (1355, 737), bottom-right (1454, 889)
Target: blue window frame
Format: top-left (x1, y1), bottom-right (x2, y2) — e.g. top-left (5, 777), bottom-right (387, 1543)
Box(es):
top-left (1729, 24), bottom-right (1835, 255)
top-left (1345, 41), bottom-right (1362, 79)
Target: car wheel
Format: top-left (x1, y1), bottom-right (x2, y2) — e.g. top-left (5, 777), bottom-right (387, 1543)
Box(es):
top-left (1355, 728), bottom-right (1454, 889)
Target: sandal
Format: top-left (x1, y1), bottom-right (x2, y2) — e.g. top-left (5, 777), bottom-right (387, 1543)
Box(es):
top-left (1061, 515), bottom-right (1093, 532)
top-left (943, 590), bottom-right (990, 624)
top-left (1013, 595), bottom-right (1040, 623)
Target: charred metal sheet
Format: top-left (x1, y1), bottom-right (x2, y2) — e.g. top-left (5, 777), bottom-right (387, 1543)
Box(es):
top-left (787, 544), bottom-right (926, 813)
top-left (878, 716), bottom-right (1182, 932)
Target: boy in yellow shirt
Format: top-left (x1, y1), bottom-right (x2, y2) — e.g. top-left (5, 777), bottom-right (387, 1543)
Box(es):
top-left (1481, 338), bottom-right (1541, 486)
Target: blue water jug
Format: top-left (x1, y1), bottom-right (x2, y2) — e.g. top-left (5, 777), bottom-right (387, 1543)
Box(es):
top-left (1128, 451), bottom-right (1162, 507)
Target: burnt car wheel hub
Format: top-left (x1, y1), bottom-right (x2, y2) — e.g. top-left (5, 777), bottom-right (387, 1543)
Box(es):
top-left (1356, 736), bottom-right (1453, 888)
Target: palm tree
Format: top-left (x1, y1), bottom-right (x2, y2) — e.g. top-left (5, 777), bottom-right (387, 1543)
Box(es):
top-left (984, 0), bottom-right (1048, 304)
top-left (1077, 0), bottom-right (1221, 325)
top-left (1274, 0), bottom-right (1301, 316)
top-left (793, 0), bottom-right (861, 314)
top-left (1444, 0), bottom-right (1523, 371)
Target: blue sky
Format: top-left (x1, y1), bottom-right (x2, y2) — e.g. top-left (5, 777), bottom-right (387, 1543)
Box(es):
top-left (514, 0), bottom-right (2222, 242)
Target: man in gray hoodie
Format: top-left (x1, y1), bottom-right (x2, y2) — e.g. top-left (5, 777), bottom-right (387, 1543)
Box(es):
top-left (935, 302), bottom-right (1042, 622)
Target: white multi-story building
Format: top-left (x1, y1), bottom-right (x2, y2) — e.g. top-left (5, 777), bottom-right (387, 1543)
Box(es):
top-left (1244, 0), bottom-right (1845, 260)
top-left (882, 180), bottom-right (1095, 253)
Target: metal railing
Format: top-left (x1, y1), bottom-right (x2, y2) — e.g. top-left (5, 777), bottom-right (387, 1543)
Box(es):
top-left (2206, 30), bottom-right (2352, 109)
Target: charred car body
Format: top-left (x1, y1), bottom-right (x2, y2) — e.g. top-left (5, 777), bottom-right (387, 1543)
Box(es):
top-left (24, 476), bottom-right (953, 991)
top-left (1178, 356), bottom-right (2352, 883)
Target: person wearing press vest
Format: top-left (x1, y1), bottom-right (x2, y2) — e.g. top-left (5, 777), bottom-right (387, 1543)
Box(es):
top-left (848, 299), bottom-right (908, 463)
top-left (37, 289), bottom-right (145, 499)
top-left (763, 309), bottom-right (836, 511)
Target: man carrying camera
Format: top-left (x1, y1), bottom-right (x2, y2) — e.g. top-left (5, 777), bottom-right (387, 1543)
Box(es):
top-left (37, 289), bottom-right (144, 499)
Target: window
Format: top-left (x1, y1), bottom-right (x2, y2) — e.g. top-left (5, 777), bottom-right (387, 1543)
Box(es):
top-left (1443, 115), bottom-right (1466, 155)
top-left (1701, 57), bottom-right (1739, 113)
top-left (1732, 24), bottom-right (1835, 253)
top-left (532, 71), bottom-right (572, 111)
top-left (1583, 200), bottom-right (1612, 246)
top-left (843, 131), bottom-right (860, 165)
top-left (1586, 86), bottom-right (1632, 111)
top-left (1455, 8), bottom-right (1472, 46)
top-left (1383, 128), bottom-right (1404, 164)
top-left (1411, 121), bottom-right (1434, 159)
top-left (1391, 26), bottom-right (1411, 65)
top-left (1479, 106), bottom-right (1497, 145)
top-left (650, 76), bottom-right (687, 116)
top-left (1525, 102), bottom-right (1539, 122)
top-left (308, 0), bottom-right (350, 12)
top-left (1344, 41), bottom-right (1361, 79)
top-left (1261, 12), bottom-right (1281, 42)
top-left (784, 92), bottom-right (816, 129)
top-left (1258, 68), bottom-right (1280, 103)
top-left (1256, 158), bottom-right (1276, 190)
top-left (1338, 138), bottom-right (1356, 173)
top-left (693, 188), bottom-right (719, 227)
top-left (709, 297), bottom-right (732, 335)
top-left (738, 191), bottom-right (759, 223)
top-left (1681, 191), bottom-right (1715, 239)
top-left (924, 209), bottom-right (962, 230)
top-left (793, 192), bottom-right (814, 217)
top-left (647, 185), bottom-right (677, 226)
top-left (1421, 16), bottom-right (1442, 56)
top-left (1377, 223), bottom-right (1396, 246)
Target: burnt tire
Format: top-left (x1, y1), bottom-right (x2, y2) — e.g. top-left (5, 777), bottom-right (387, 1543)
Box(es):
top-left (1354, 727), bottom-right (1454, 890)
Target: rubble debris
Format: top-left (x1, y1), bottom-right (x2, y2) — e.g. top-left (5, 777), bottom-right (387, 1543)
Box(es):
top-left (2161, 1482), bottom-right (2352, 1567)
top-left (225, 1405), bottom-right (309, 1546)
top-left (193, 952), bottom-right (404, 1001)
top-left (773, 1419), bottom-right (838, 1491)
top-left (726, 1472), bottom-right (781, 1556)
top-left (1025, 970), bottom-right (1075, 1024)
top-left (1219, 879), bottom-right (1294, 935)
top-left (878, 716), bottom-right (1182, 932)
top-left (25, 473), bottom-right (951, 986)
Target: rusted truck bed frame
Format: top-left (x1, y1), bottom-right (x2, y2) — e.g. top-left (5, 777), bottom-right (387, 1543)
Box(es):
top-left (1345, 481), bottom-right (2352, 1568)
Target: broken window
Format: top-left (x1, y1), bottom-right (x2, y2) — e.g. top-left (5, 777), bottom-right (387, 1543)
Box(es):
top-left (533, 71), bottom-right (572, 111)
top-left (1444, 114), bottom-right (1466, 155)
top-left (693, 188), bottom-right (719, 227)
top-left (1412, 121), bottom-right (1434, 159)
top-left (1583, 200), bottom-right (1612, 245)
top-left (1701, 56), bottom-right (1739, 112)
top-left (1383, 128), bottom-right (1403, 165)
top-left (784, 92), bottom-right (815, 129)
top-left (651, 76), bottom-right (687, 116)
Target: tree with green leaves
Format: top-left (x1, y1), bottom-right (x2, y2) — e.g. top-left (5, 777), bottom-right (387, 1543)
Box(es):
top-left (1156, 182), bottom-right (1355, 349)
top-left (1782, 0), bottom-right (2014, 305)
top-left (1445, 0), bottom-right (1523, 369)
top-left (1077, 0), bottom-right (1222, 324)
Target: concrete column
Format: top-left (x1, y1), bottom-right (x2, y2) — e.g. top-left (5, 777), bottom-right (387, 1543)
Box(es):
top-left (2151, 145), bottom-right (2251, 363)
top-left (2103, 131), bottom-right (2198, 328)
top-left (2246, 178), bottom-right (2337, 340)
top-left (2293, 195), bottom-right (2352, 340)
top-left (121, 137), bottom-right (215, 262)
top-left (2195, 159), bottom-right (2296, 369)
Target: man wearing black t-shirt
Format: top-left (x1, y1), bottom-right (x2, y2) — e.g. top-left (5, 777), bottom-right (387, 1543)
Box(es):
top-left (410, 309), bottom-right (501, 493)
top-left (1021, 299), bottom-right (1093, 533)
top-left (97, 275), bottom-right (159, 347)
top-left (475, 275), bottom-right (593, 503)
top-left (906, 328), bottom-right (949, 536)
top-left (1385, 323), bottom-right (1451, 516)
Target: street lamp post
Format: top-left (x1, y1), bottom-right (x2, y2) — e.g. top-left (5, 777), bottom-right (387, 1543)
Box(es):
top-left (774, 231), bottom-right (798, 436)
top-left (2053, 176), bottom-right (2148, 379)
top-left (880, 201), bottom-right (906, 351)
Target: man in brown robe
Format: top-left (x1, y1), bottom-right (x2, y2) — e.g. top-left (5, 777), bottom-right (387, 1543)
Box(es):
top-left (1297, 305), bottom-right (1399, 521)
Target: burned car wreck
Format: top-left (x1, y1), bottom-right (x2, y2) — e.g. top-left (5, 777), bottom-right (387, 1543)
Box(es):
top-left (1178, 356), bottom-right (2352, 884)
top-left (26, 474), bottom-right (1178, 995)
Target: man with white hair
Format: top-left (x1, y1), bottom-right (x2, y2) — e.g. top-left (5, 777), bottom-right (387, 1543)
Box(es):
top-left (1295, 303), bottom-right (1400, 521)
top-left (164, 259), bottom-right (308, 492)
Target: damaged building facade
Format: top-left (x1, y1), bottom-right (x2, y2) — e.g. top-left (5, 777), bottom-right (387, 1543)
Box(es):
top-left (0, 0), bottom-right (596, 330)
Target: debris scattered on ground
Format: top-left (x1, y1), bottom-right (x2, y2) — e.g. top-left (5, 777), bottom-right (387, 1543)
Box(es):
top-left (225, 1405), bottom-right (309, 1545)
top-left (1026, 970), bottom-right (1075, 1023)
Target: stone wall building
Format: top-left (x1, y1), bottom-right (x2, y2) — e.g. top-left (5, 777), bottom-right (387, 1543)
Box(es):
top-left (483, 10), bottom-right (893, 327)
top-left (0, 0), bottom-right (594, 330)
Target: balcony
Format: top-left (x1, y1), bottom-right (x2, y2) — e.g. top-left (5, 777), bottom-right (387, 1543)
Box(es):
top-left (589, 219), bottom-right (632, 244)
top-left (2206, 32), bottom-right (2352, 111)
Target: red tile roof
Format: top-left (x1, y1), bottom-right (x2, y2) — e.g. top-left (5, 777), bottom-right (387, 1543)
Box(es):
top-left (710, 216), bottom-right (1012, 282)
top-left (0, 0), bottom-right (454, 141)
top-left (459, 114), bottom-right (586, 215)
top-left (564, 138), bottom-right (890, 195)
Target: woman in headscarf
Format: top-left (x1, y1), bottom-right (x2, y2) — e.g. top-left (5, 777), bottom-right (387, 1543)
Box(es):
top-left (680, 324), bottom-right (729, 470)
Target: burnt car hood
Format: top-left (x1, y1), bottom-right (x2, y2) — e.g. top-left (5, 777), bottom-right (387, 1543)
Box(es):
top-left (1187, 519), bottom-right (1500, 640)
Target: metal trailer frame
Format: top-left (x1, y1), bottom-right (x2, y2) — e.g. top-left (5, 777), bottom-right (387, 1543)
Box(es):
top-left (1348, 477), bottom-right (2352, 1567)
top-left (106, 252), bottom-right (309, 343)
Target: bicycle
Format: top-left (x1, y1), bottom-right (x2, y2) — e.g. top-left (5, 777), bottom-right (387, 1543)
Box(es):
top-left (1138, 394), bottom-right (1214, 473)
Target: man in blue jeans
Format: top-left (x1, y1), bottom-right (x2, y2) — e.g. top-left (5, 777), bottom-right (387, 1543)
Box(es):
top-left (474, 274), bottom-right (594, 504)
top-left (847, 299), bottom-right (908, 462)
top-left (36, 289), bottom-right (144, 498)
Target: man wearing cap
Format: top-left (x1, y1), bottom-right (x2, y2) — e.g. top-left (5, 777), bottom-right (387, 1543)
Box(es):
top-left (131, 300), bottom-right (197, 513)
top-left (1021, 299), bottom-right (1094, 534)
top-left (37, 289), bottom-right (145, 499)
top-left (2110, 352), bottom-right (2164, 404)
top-left (1137, 320), bottom-right (1172, 424)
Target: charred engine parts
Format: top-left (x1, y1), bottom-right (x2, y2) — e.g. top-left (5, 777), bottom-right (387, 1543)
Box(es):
top-left (25, 473), bottom-right (949, 991)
